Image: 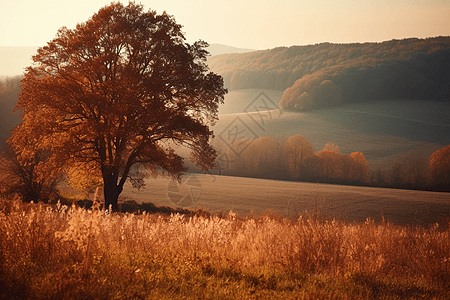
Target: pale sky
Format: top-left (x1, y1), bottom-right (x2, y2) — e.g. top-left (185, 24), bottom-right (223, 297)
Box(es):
top-left (0, 0), bottom-right (449, 49)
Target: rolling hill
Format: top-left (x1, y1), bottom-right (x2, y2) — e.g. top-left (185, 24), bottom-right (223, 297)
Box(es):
top-left (208, 37), bottom-right (450, 111)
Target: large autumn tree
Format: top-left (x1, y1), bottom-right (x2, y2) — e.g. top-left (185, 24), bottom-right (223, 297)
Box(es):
top-left (12, 2), bottom-right (227, 210)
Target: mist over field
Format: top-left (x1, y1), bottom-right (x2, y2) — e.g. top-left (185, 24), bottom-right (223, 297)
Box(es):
top-left (121, 87), bottom-right (450, 225)
top-left (215, 90), bottom-right (450, 158)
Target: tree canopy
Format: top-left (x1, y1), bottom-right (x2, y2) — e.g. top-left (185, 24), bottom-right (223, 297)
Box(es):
top-left (11, 2), bottom-right (227, 210)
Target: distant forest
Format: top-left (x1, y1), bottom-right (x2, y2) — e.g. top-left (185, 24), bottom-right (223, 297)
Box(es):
top-left (208, 37), bottom-right (450, 111)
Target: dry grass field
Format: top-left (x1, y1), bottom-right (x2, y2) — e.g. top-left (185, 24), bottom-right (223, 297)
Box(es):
top-left (1, 197), bottom-right (450, 299)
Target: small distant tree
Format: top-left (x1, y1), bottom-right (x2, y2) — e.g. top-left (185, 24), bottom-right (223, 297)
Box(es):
top-left (395, 155), bottom-right (429, 188)
top-left (371, 167), bottom-right (386, 186)
top-left (316, 143), bottom-right (341, 180)
top-left (429, 145), bottom-right (450, 190)
top-left (407, 156), bottom-right (428, 187)
top-left (389, 161), bottom-right (406, 187)
top-left (323, 142), bottom-right (340, 152)
top-left (13, 2), bottom-right (227, 210)
top-left (236, 137), bottom-right (281, 177)
top-left (338, 153), bottom-right (354, 181)
top-left (349, 152), bottom-right (371, 182)
top-left (284, 134), bottom-right (314, 178)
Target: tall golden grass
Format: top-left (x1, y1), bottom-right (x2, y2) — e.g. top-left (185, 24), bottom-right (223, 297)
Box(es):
top-left (0, 196), bottom-right (449, 299)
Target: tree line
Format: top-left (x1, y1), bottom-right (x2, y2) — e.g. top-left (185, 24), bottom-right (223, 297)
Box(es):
top-left (208, 134), bottom-right (450, 192)
top-left (1, 131), bottom-right (449, 205)
top-left (208, 37), bottom-right (450, 111)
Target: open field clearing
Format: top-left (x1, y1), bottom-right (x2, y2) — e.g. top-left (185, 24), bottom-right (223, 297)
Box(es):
top-left (121, 174), bottom-right (450, 227)
top-left (215, 89), bottom-right (450, 163)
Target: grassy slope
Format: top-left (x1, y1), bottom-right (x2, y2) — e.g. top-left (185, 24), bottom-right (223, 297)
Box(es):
top-left (121, 174), bottom-right (450, 227)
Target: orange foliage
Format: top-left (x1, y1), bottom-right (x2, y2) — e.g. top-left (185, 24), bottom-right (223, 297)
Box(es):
top-left (316, 144), bottom-right (341, 179)
top-left (349, 152), bottom-right (371, 182)
top-left (217, 135), bottom-right (373, 184)
top-left (233, 136), bottom-right (285, 177)
top-left (1, 129), bottom-right (63, 202)
top-left (12, 2), bottom-right (227, 209)
top-left (280, 76), bottom-right (341, 111)
top-left (314, 145), bottom-right (370, 182)
top-left (284, 134), bottom-right (314, 176)
top-left (429, 145), bottom-right (450, 189)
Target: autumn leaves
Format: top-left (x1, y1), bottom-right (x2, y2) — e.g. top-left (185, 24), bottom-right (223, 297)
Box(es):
top-left (4, 2), bottom-right (227, 208)
top-left (219, 134), bottom-right (371, 183)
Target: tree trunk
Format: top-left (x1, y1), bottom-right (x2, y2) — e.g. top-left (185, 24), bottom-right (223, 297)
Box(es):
top-left (103, 174), bottom-right (121, 211)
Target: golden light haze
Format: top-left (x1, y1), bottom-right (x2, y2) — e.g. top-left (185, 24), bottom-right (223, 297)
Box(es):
top-left (0, 0), bottom-right (449, 49)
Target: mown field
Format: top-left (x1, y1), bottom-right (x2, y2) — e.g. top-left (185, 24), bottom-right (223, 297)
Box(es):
top-left (121, 174), bottom-right (450, 227)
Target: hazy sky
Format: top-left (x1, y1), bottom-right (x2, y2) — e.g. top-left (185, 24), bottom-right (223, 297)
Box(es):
top-left (0, 0), bottom-right (449, 49)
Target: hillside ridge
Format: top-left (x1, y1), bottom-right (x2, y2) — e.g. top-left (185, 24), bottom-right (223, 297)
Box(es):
top-left (208, 37), bottom-right (450, 111)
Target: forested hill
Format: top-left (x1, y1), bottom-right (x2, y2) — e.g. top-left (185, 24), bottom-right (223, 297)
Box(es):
top-left (207, 37), bottom-right (450, 111)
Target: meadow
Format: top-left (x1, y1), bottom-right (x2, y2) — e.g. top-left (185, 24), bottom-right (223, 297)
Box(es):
top-left (1, 196), bottom-right (450, 299)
